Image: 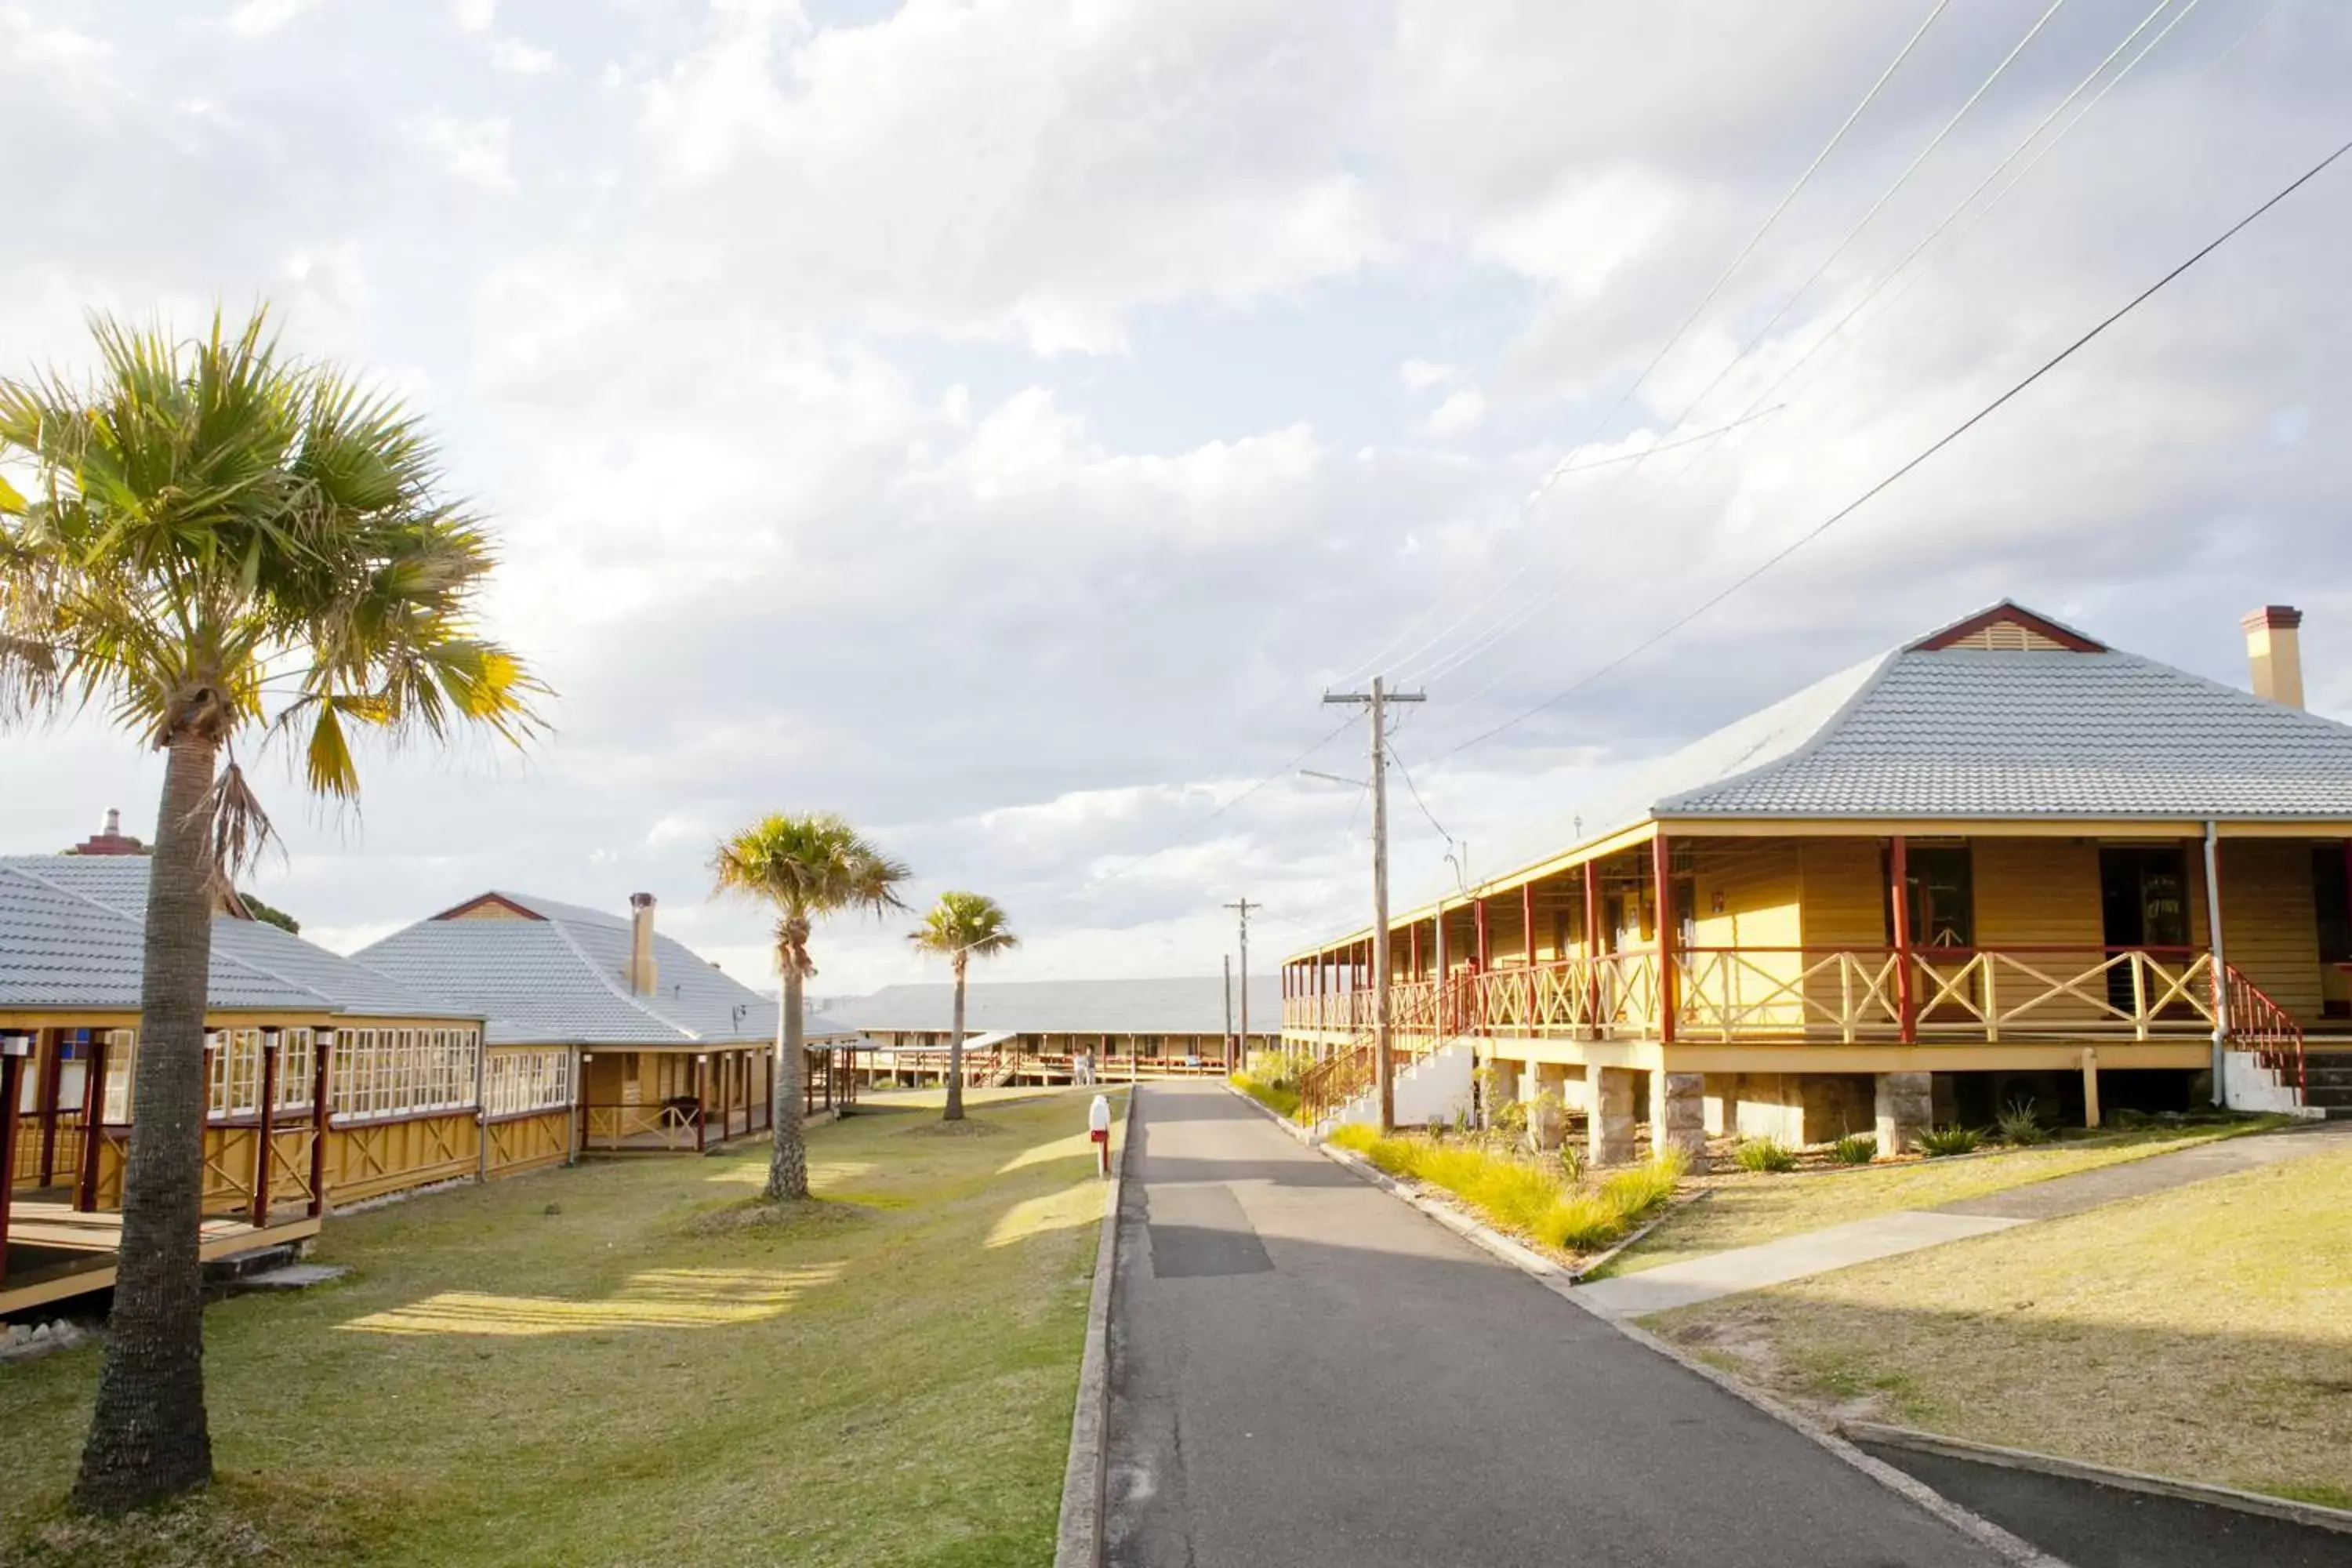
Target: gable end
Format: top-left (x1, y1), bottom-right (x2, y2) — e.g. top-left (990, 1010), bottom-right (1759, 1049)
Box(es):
top-left (1911, 604), bottom-right (2105, 654)
top-left (434, 893), bottom-right (546, 922)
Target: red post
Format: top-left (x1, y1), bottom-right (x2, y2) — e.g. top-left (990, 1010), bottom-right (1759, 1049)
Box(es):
top-left (74, 1029), bottom-right (109, 1212)
top-left (251, 1033), bottom-right (281, 1228)
top-left (1474, 896), bottom-right (1490, 1034)
top-left (1653, 832), bottom-right (1678, 1046)
top-left (1890, 834), bottom-right (1917, 1044)
top-left (309, 1032), bottom-right (334, 1218)
top-left (36, 1028), bottom-right (64, 1185)
top-left (1523, 881), bottom-right (1537, 966)
top-left (0, 1044), bottom-right (23, 1287)
top-left (1583, 863), bottom-right (1602, 1027)
top-left (1409, 921), bottom-right (1420, 982)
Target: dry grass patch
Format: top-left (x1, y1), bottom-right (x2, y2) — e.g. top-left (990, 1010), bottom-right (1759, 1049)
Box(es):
top-left (1588, 1118), bottom-right (2284, 1279)
top-left (899, 1118), bottom-right (1008, 1138)
top-left (0, 1088), bottom-right (1126, 1567)
top-left (1648, 1138), bottom-right (2352, 1509)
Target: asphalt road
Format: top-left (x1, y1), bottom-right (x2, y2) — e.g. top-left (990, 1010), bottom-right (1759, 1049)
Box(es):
top-left (1103, 1083), bottom-right (2017, 1568)
top-left (1857, 1444), bottom-right (2352, 1568)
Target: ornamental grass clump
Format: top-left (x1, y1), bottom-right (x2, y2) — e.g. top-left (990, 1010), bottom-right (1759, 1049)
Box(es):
top-left (1919, 1123), bottom-right (1986, 1157)
top-left (1327, 1127), bottom-right (1686, 1254)
top-left (1732, 1137), bottom-right (1798, 1174)
top-left (1232, 1073), bottom-right (1302, 1122)
top-left (1997, 1096), bottom-right (2049, 1145)
top-left (1832, 1133), bottom-right (1878, 1165)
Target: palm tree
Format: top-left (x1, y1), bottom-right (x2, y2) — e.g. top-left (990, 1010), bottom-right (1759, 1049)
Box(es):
top-left (0, 309), bottom-right (542, 1513)
top-left (713, 813), bottom-right (909, 1200)
top-left (908, 891), bottom-right (1019, 1122)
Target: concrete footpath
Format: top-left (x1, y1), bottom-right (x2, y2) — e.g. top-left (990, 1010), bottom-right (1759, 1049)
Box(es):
top-left (1103, 1083), bottom-right (2018, 1567)
top-left (1578, 1120), bottom-right (2352, 1318)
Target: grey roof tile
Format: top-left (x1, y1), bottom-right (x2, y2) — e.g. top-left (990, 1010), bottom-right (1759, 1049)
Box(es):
top-left (1658, 648), bottom-right (2352, 818)
top-left (0, 857), bottom-right (466, 1019)
top-left (354, 891), bottom-right (785, 1047)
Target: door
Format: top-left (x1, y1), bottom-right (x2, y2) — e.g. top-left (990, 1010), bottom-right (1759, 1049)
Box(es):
top-left (2100, 848), bottom-right (2189, 1013)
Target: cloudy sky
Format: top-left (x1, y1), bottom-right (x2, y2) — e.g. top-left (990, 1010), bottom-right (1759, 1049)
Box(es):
top-left (3, 0), bottom-right (2347, 995)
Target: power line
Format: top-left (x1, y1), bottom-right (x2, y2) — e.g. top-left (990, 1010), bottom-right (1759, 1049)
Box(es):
top-left (1425, 132), bottom-right (2352, 764)
top-left (1386, 739), bottom-right (1458, 857)
top-left (1659, 0), bottom-right (2200, 490)
top-left (1416, 0), bottom-right (2194, 701)
top-left (1328, 0), bottom-right (1953, 687)
top-left (1078, 712), bottom-right (1358, 895)
top-left (1401, 0), bottom-right (2078, 689)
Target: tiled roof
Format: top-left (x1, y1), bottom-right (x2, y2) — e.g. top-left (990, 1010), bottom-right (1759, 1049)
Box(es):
top-left (1371, 600), bottom-right (2352, 941)
top-left (355, 891), bottom-right (789, 1048)
top-left (818, 976), bottom-right (1283, 1036)
top-left (0, 857), bottom-right (466, 1019)
top-left (1658, 645), bottom-right (2352, 818)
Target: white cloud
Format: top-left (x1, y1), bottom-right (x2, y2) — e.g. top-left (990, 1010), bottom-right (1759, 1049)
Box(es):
top-left (1424, 389), bottom-right (1486, 439)
top-left (224, 0), bottom-right (321, 38)
top-left (451, 0), bottom-right (495, 33)
top-left (487, 36), bottom-right (557, 74)
top-left (405, 110), bottom-right (515, 190)
top-left (5, 2), bottom-right (2351, 996)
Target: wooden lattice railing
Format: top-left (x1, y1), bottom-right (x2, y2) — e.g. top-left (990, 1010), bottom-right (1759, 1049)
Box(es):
top-left (1286, 946), bottom-right (2310, 1069)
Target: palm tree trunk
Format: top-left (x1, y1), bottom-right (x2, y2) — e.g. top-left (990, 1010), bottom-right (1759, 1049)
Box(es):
top-left (944, 954), bottom-right (967, 1122)
top-left (766, 960), bottom-right (809, 1201)
top-left (74, 736), bottom-right (219, 1512)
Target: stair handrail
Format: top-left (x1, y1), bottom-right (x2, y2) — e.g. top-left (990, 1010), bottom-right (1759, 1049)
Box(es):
top-left (2222, 962), bottom-right (2305, 1098)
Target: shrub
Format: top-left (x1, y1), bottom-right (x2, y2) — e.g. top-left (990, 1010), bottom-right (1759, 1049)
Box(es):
top-left (1831, 1133), bottom-right (1878, 1165)
top-left (1558, 1142), bottom-right (1584, 1184)
top-left (1328, 1127), bottom-right (1682, 1255)
top-left (1918, 1123), bottom-right (1984, 1157)
top-left (1232, 1072), bottom-right (1302, 1122)
top-left (1732, 1137), bottom-right (1798, 1174)
top-left (1997, 1096), bottom-right (2049, 1145)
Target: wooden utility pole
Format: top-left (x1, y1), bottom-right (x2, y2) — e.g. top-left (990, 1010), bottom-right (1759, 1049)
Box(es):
top-left (1222, 953), bottom-right (1236, 1071)
top-left (1323, 677), bottom-right (1425, 1131)
top-left (1224, 897), bottom-right (1258, 1073)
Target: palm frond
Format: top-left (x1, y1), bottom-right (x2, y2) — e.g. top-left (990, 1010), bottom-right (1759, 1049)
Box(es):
top-left (198, 754), bottom-right (279, 891)
top-left (0, 304), bottom-right (548, 801)
top-left (713, 814), bottom-right (913, 949)
top-left (909, 890), bottom-right (1020, 961)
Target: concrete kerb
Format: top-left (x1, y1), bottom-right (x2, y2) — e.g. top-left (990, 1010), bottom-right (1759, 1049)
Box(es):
top-left (1844, 1421), bottom-right (2352, 1538)
top-left (1053, 1085), bottom-right (1138, 1568)
top-left (1225, 1080), bottom-right (2067, 1568)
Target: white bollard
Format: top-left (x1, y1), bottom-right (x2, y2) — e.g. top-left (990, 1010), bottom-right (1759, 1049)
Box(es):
top-left (1088, 1093), bottom-right (1112, 1178)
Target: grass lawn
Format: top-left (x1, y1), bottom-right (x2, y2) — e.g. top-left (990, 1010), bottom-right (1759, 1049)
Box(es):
top-left (0, 1087), bottom-right (1123, 1567)
top-left (1585, 1118), bottom-right (2285, 1279)
top-left (1648, 1138), bottom-right (2352, 1509)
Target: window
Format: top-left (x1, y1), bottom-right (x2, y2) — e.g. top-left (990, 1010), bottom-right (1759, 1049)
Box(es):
top-left (330, 1026), bottom-right (481, 1121)
top-left (484, 1048), bottom-right (573, 1117)
top-left (99, 1030), bottom-right (138, 1121)
top-left (198, 1029), bottom-right (318, 1118)
top-left (1886, 845), bottom-right (1976, 949)
top-left (2315, 847), bottom-right (2351, 966)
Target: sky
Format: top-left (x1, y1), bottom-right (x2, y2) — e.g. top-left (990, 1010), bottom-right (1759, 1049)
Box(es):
top-left (2, 0), bottom-right (2347, 996)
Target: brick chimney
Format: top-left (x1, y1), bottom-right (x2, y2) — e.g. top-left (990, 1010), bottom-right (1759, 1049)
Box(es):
top-left (71, 808), bottom-right (147, 856)
top-left (627, 893), bottom-right (659, 995)
top-left (2242, 605), bottom-right (2305, 709)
